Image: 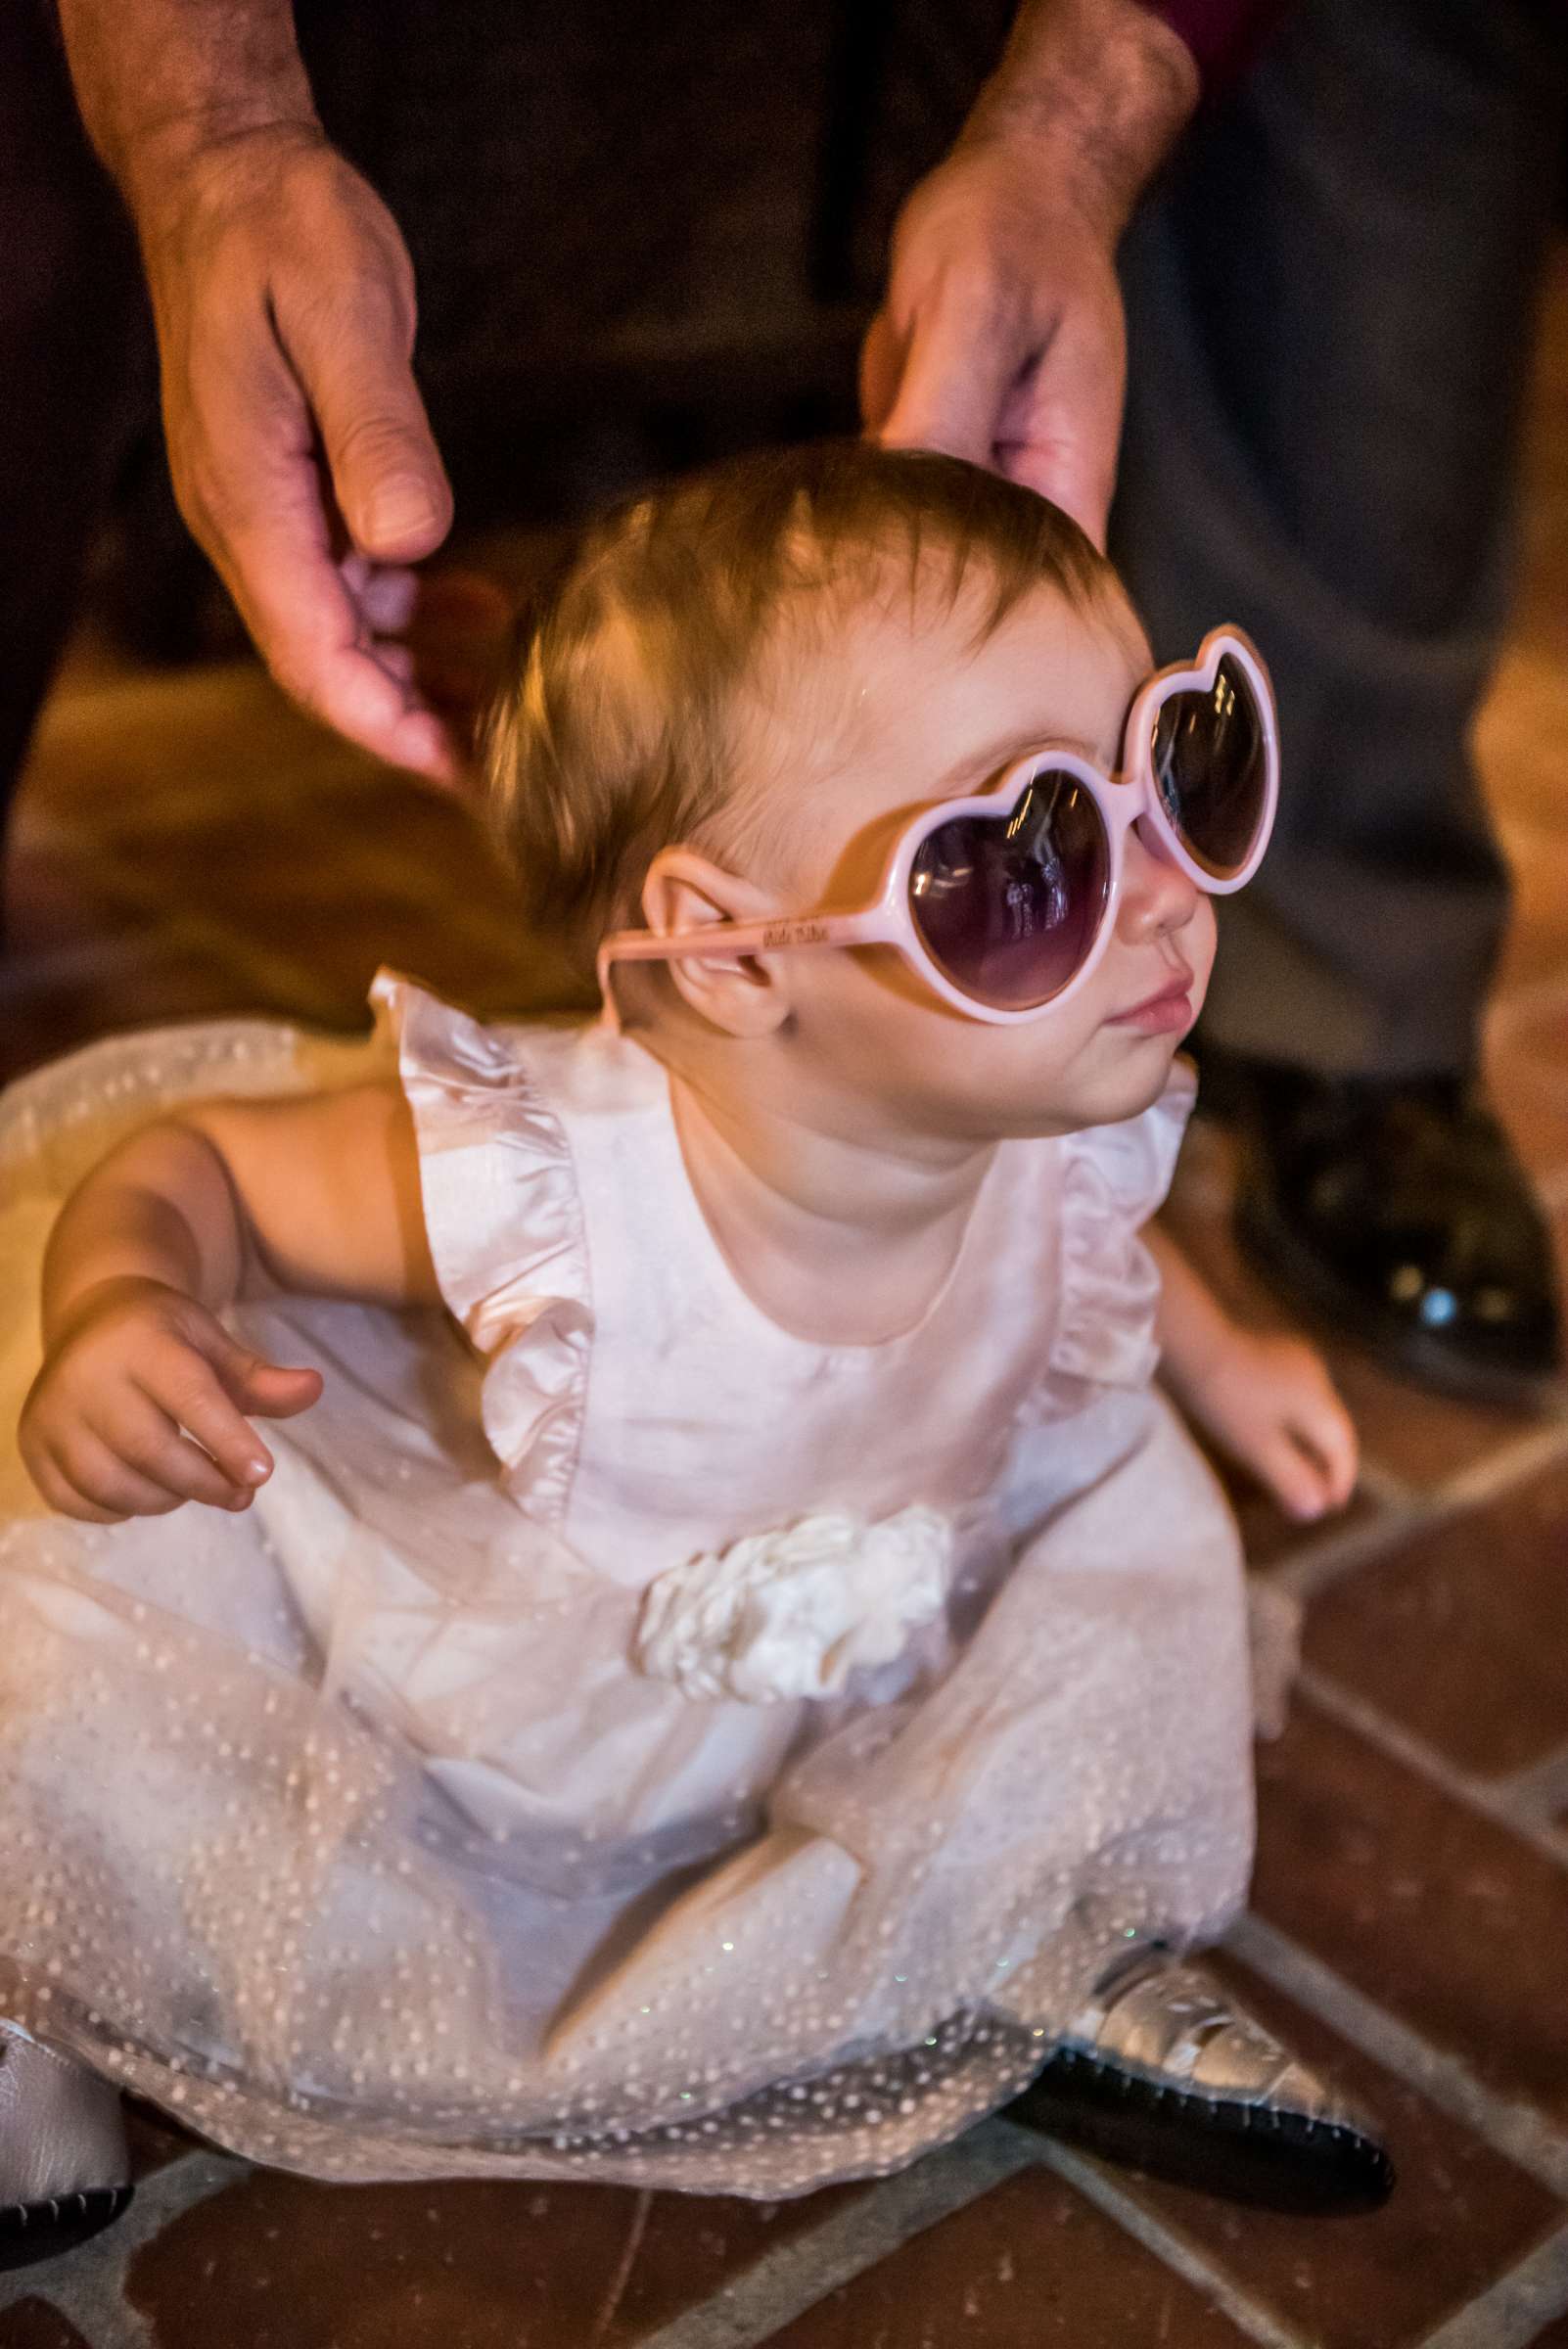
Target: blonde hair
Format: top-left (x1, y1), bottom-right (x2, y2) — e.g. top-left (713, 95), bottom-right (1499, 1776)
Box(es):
top-left (482, 440), bottom-right (1114, 974)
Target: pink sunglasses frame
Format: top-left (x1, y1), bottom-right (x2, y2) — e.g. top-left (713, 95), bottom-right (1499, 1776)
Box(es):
top-left (597, 625), bottom-right (1279, 1031)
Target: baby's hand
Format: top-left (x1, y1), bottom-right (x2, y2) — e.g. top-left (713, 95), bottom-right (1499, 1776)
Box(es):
top-left (19, 1276), bottom-right (322, 1523)
top-left (1184, 1328), bottom-right (1359, 1523)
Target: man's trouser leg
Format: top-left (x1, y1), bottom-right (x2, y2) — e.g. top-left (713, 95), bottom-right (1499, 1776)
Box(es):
top-left (1114, 0), bottom-right (1567, 1082)
top-left (0, 1), bottom-right (153, 895)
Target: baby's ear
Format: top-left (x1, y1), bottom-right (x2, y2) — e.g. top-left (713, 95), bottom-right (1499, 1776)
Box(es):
top-left (640, 850), bottom-right (792, 1038)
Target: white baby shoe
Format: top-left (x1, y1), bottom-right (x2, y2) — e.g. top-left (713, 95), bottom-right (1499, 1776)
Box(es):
top-left (0, 2024), bottom-right (132, 2272)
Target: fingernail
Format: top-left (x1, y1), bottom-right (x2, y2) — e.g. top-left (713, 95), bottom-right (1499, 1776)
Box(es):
top-left (245, 1458), bottom-right (269, 1484)
top-left (365, 477), bottom-right (441, 547)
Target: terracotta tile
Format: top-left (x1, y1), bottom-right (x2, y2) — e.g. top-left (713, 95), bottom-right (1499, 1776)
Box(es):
top-left (124, 2168), bottom-right (861, 2349)
top-left (1251, 1695), bottom-right (1568, 2124)
top-left (758, 2167), bottom-right (1259, 2346)
top-left (0, 2302), bottom-right (95, 2349)
top-left (1303, 1455), bottom-right (1568, 1777)
top-left (1117, 1952), bottom-right (1563, 2349)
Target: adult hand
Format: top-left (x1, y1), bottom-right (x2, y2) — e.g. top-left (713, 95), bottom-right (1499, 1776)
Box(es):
top-left (862, 141), bottom-right (1129, 546)
top-left (139, 127), bottom-right (457, 780)
top-left (862, 0), bottom-right (1200, 546)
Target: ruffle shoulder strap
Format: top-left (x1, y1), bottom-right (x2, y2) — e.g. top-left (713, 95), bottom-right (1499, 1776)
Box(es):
top-left (370, 972), bottom-right (591, 1521)
top-left (1048, 1059), bottom-right (1197, 1389)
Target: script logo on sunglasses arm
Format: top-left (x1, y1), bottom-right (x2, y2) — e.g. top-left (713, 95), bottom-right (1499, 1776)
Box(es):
top-left (764, 919), bottom-right (830, 949)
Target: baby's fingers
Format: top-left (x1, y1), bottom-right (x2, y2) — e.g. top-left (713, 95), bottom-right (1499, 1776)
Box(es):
top-left (35, 1427), bottom-right (186, 1524)
top-left (236, 1361), bottom-right (324, 1422)
top-left (1285, 1389), bottom-right (1360, 1509)
top-left (104, 1391), bottom-right (257, 1512)
top-left (197, 1323), bottom-right (323, 1423)
top-left (1255, 1428), bottom-right (1338, 1523)
top-left (138, 1337), bottom-right (276, 1491)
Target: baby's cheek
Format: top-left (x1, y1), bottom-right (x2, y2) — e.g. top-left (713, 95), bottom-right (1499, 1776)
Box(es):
top-left (1186, 898), bottom-right (1220, 1000)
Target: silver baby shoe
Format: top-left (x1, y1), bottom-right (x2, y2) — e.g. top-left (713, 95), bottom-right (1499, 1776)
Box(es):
top-left (1009, 1948), bottom-right (1394, 2213)
top-left (0, 2023), bottom-right (133, 2272)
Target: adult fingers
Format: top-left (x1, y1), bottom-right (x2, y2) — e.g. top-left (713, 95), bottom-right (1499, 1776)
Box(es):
top-left (874, 269), bottom-right (1029, 471)
top-left (215, 498), bottom-right (459, 781)
top-left (343, 558), bottom-right (420, 636)
top-left (172, 320), bottom-right (457, 780)
top-left (858, 306), bottom-right (903, 436)
top-left (992, 300), bottom-right (1126, 547)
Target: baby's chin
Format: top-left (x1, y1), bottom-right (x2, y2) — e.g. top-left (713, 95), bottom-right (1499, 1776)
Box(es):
top-left (1015, 1033), bottom-right (1190, 1135)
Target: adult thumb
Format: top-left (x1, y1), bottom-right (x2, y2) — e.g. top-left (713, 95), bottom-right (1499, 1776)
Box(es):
top-left (289, 294), bottom-right (453, 563)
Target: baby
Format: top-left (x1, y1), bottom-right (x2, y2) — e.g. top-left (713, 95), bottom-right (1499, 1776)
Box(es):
top-left (0, 442), bottom-right (1388, 2271)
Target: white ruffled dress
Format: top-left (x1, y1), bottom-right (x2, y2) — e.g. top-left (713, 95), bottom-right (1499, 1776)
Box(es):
top-left (0, 975), bottom-right (1255, 2193)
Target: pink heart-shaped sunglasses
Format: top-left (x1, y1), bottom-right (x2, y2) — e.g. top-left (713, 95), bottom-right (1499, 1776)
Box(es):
top-left (598, 625), bottom-right (1277, 1029)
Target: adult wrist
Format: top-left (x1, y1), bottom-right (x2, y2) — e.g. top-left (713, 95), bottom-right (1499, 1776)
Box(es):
top-left (960, 0), bottom-right (1200, 241)
top-left (122, 116), bottom-right (329, 253)
top-left (55, 0), bottom-right (323, 228)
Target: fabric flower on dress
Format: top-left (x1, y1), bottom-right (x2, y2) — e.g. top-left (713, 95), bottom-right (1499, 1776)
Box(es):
top-left (634, 1505), bottom-right (953, 1704)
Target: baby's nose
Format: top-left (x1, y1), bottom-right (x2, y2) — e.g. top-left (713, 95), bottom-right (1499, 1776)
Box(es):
top-left (1118, 817), bottom-right (1202, 941)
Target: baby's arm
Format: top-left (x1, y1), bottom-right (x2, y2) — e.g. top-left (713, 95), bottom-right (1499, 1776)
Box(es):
top-left (1145, 1224), bottom-right (1358, 1522)
top-left (20, 1082), bottom-right (438, 1524)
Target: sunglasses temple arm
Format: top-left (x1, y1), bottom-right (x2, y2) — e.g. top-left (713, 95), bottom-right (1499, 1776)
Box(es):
top-left (596, 911), bottom-right (891, 1033)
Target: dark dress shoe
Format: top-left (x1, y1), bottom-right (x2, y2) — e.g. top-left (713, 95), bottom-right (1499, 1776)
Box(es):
top-left (0, 2185), bottom-right (134, 2273)
top-left (1197, 1053), bottom-right (1561, 1405)
top-left (1009, 1952), bottom-right (1394, 2215)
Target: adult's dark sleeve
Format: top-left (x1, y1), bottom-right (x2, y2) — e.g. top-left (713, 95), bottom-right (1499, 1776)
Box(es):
top-left (1142, 0), bottom-right (1291, 93)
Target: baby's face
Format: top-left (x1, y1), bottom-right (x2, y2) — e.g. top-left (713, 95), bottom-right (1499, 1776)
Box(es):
top-left (760, 578), bottom-right (1218, 1141)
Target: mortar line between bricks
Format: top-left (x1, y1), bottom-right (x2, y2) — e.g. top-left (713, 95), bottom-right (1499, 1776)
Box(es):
top-left (1435, 1411), bottom-right (1568, 1509)
top-left (1226, 1914), bottom-right (1568, 2196)
top-left (1294, 1665), bottom-right (1568, 1874)
top-left (0, 2149), bottom-right (240, 2343)
top-left (1269, 1408), bottom-right (1568, 1615)
top-left (1265, 1497), bottom-right (1428, 1606)
top-left (1496, 1743), bottom-right (1568, 1826)
top-left (1413, 2217), bottom-right (1568, 2349)
top-left (1354, 1458), bottom-right (1418, 1511)
top-left (633, 2120), bottom-right (1042, 2349)
top-left (1006, 2128), bottom-right (1313, 2349)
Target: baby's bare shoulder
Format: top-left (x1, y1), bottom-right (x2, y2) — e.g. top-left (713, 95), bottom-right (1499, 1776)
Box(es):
top-left (180, 1082), bottom-right (439, 1307)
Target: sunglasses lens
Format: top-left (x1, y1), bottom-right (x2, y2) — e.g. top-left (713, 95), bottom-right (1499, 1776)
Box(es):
top-left (909, 771), bottom-right (1111, 1011)
top-left (1151, 653), bottom-right (1268, 877)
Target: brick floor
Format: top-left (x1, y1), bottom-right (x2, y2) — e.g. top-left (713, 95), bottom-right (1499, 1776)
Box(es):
top-left (5, 260), bottom-right (1568, 2349)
